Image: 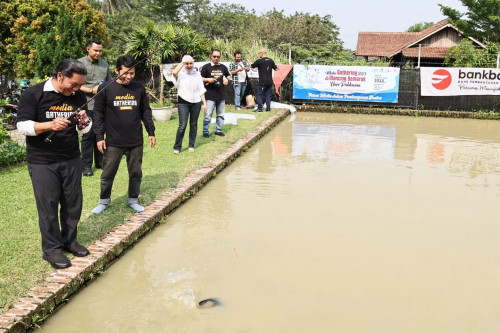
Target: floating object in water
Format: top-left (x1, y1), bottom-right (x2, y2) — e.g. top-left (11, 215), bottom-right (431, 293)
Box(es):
top-left (197, 298), bottom-right (220, 308)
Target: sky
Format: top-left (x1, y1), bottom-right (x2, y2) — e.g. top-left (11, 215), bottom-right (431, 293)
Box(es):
top-left (209, 0), bottom-right (467, 50)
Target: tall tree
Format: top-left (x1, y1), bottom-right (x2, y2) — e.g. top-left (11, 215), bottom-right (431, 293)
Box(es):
top-left (406, 22), bottom-right (434, 32)
top-left (0, 1), bottom-right (17, 82)
top-left (146, 0), bottom-right (187, 22)
top-left (255, 10), bottom-right (342, 50)
top-left (445, 39), bottom-right (500, 67)
top-left (440, 0), bottom-right (500, 43)
top-left (126, 20), bottom-right (209, 102)
top-left (253, 10), bottom-right (343, 63)
top-left (100, 0), bottom-right (138, 15)
top-left (185, 1), bottom-right (257, 40)
top-left (34, 5), bottom-right (86, 77)
top-left (5, 0), bottom-right (108, 78)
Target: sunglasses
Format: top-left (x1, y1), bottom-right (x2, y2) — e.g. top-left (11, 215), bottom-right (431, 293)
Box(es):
top-left (212, 55), bottom-right (221, 58)
top-left (185, 62), bottom-right (194, 65)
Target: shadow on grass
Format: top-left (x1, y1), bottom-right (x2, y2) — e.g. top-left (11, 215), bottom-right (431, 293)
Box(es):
top-left (77, 171), bottom-right (181, 245)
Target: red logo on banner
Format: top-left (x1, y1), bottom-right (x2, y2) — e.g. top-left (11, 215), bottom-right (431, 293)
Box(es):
top-left (431, 69), bottom-right (452, 90)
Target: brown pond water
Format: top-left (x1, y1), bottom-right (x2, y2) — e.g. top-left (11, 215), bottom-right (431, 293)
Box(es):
top-left (39, 113), bottom-right (500, 333)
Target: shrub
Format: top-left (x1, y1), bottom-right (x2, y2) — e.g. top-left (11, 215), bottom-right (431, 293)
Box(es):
top-left (0, 142), bottom-right (26, 169)
top-left (0, 112), bottom-right (11, 145)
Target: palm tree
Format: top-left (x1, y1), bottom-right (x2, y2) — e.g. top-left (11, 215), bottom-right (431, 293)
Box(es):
top-left (101, 0), bottom-right (137, 15)
top-left (126, 20), bottom-right (209, 104)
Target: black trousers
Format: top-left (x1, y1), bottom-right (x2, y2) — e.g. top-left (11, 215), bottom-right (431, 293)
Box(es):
top-left (81, 110), bottom-right (103, 169)
top-left (28, 157), bottom-right (83, 255)
top-left (99, 145), bottom-right (143, 204)
top-left (174, 102), bottom-right (201, 151)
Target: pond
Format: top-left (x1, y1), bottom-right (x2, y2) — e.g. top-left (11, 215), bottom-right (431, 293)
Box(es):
top-left (39, 112), bottom-right (500, 332)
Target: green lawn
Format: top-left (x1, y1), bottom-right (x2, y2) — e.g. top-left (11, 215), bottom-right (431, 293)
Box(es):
top-left (0, 107), bottom-right (275, 313)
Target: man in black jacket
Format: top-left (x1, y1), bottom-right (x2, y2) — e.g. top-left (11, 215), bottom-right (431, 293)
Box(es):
top-left (17, 59), bottom-right (91, 269)
top-left (78, 38), bottom-right (113, 176)
top-left (91, 55), bottom-right (156, 215)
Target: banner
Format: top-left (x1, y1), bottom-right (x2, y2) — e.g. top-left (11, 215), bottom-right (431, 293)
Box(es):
top-left (292, 65), bottom-right (400, 103)
top-left (421, 67), bottom-right (500, 96)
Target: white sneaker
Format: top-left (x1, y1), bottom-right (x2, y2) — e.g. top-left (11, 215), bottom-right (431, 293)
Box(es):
top-left (92, 204), bottom-right (108, 215)
top-left (129, 203), bottom-right (145, 213)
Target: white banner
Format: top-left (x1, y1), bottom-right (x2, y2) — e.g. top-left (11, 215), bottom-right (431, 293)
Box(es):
top-left (162, 62), bottom-right (260, 82)
top-left (293, 65), bottom-right (400, 103)
top-left (421, 67), bottom-right (500, 96)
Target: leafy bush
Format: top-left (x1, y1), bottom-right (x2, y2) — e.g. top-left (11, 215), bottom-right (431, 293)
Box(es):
top-left (0, 125), bottom-right (9, 146)
top-left (0, 111), bottom-right (11, 145)
top-left (0, 142), bottom-right (26, 168)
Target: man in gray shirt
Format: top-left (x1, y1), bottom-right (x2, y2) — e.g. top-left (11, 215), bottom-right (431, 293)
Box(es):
top-left (78, 38), bottom-right (112, 176)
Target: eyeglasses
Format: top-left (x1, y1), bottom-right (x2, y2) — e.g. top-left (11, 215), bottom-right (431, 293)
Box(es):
top-left (212, 55), bottom-right (220, 58)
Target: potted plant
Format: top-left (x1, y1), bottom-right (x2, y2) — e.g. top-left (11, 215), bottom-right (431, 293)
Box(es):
top-left (150, 98), bottom-right (175, 122)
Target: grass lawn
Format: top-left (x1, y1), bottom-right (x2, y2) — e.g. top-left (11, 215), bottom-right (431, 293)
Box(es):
top-left (0, 107), bottom-right (276, 313)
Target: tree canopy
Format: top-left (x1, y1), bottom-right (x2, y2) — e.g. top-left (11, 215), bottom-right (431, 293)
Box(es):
top-left (440, 0), bottom-right (500, 43)
top-left (406, 22), bottom-right (434, 32)
top-left (2, 0), bottom-right (108, 78)
top-left (445, 39), bottom-right (500, 68)
top-left (0, 0), bottom-right (372, 82)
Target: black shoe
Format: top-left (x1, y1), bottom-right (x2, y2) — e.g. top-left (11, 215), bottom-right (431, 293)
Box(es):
top-left (214, 131), bottom-right (225, 137)
top-left (95, 164), bottom-right (102, 169)
top-left (64, 242), bottom-right (90, 257)
top-left (203, 133), bottom-right (209, 138)
top-left (253, 109), bottom-right (263, 113)
top-left (266, 109), bottom-right (271, 112)
top-left (83, 167), bottom-right (93, 176)
top-left (43, 252), bottom-right (71, 269)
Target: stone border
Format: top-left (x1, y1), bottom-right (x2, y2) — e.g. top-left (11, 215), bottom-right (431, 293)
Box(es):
top-left (296, 105), bottom-right (500, 119)
top-left (0, 109), bottom-right (290, 333)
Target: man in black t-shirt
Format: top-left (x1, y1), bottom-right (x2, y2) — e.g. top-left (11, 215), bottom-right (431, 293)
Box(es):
top-left (251, 49), bottom-right (278, 112)
top-left (200, 49), bottom-right (231, 137)
top-left (17, 59), bottom-right (92, 269)
top-left (91, 55), bottom-right (156, 215)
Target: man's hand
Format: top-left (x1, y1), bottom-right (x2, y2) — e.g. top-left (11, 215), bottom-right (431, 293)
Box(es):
top-left (51, 117), bottom-right (71, 131)
top-left (97, 140), bottom-right (106, 154)
top-left (149, 136), bottom-right (156, 148)
top-left (202, 103), bottom-right (207, 114)
top-left (77, 110), bottom-right (88, 118)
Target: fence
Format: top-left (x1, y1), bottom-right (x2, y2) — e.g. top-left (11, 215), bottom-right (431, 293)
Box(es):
top-left (218, 69), bottom-right (500, 112)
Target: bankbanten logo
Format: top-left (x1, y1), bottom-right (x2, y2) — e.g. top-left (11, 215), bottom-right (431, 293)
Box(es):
top-left (431, 69), bottom-right (452, 90)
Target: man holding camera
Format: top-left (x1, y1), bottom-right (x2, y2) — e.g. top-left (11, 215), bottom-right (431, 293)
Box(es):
top-left (200, 49), bottom-right (231, 137)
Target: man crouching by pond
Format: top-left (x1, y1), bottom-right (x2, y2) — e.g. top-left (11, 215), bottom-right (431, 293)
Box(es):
top-left (17, 59), bottom-right (91, 269)
top-left (91, 55), bottom-right (156, 215)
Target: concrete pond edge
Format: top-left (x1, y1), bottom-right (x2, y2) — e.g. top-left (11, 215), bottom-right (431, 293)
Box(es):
top-left (0, 109), bottom-right (290, 332)
top-left (296, 105), bottom-right (500, 119)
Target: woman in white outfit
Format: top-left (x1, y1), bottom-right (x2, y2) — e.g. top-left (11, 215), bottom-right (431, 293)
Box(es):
top-left (172, 55), bottom-right (207, 154)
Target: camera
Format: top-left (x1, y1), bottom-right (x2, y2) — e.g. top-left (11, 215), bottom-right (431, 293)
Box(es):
top-left (212, 76), bottom-right (221, 87)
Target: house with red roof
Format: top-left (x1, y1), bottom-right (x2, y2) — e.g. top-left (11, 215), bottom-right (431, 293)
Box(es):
top-left (355, 19), bottom-right (485, 67)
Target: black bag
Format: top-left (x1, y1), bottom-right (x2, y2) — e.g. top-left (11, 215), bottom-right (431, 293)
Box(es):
top-left (244, 76), bottom-right (253, 97)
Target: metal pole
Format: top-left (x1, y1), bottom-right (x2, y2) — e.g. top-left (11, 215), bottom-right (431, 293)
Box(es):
top-left (288, 43), bottom-right (291, 65)
top-left (497, 52), bottom-right (499, 68)
top-left (417, 44), bottom-right (421, 68)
